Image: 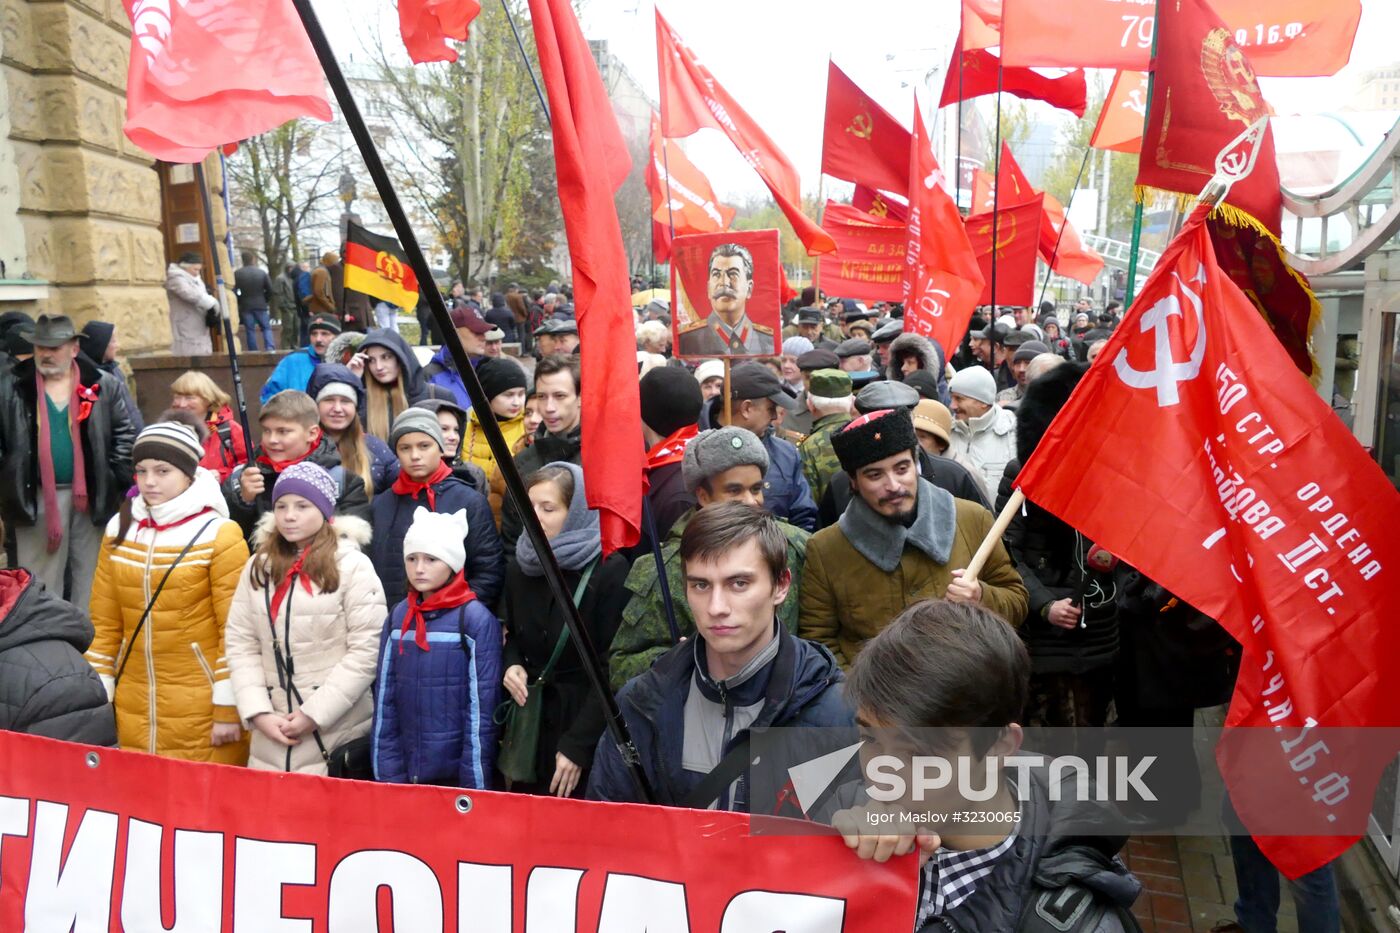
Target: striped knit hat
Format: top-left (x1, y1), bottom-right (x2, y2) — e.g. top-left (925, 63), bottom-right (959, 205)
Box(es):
top-left (132, 421), bottom-right (204, 477)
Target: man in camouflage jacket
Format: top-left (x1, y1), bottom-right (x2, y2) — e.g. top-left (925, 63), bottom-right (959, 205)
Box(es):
top-left (797, 368), bottom-right (854, 505)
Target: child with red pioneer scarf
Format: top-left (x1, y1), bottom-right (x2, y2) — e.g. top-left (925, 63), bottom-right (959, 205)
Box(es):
top-left (225, 462), bottom-right (386, 775)
top-left (370, 507), bottom-right (502, 788)
top-left (223, 389), bottom-right (371, 541)
top-left (368, 408), bottom-right (504, 608)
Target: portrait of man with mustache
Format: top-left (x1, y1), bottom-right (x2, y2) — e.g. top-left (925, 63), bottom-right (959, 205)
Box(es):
top-left (676, 241), bottom-right (776, 357)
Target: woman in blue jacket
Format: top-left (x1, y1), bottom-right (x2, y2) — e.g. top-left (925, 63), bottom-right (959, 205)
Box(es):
top-left (371, 507), bottom-right (501, 788)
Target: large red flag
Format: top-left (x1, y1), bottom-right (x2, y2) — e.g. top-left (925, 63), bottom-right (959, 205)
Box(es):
top-left (1016, 205), bottom-right (1400, 877)
top-left (819, 201), bottom-right (908, 303)
top-left (1041, 193), bottom-right (1104, 285)
top-left (529, 0), bottom-right (641, 553)
top-left (821, 61), bottom-right (910, 195)
top-left (1137, 0), bottom-right (1283, 236)
top-left (940, 41), bottom-right (1087, 118)
top-left (903, 104), bottom-right (985, 358)
top-left (646, 113), bottom-right (736, 237)
top-left (965, 195), bottom-right (1042, 308)
top-left (656, 11), bottom-right (835, 256)
top-left (1090, 70), bottom-right (1149, 154)
top-left (398, 0), bottom-right (481, 64)
top-left (961, 0), bottom-right (1002, 51)
top-left (1000, 0), bottom-right (1357, 76)
top-left (122, 0), bottom-right (331, 162)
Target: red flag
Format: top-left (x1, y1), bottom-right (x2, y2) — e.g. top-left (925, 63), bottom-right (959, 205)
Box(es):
top-left (1090, 70), bottom-right (1148, 154)
top-left (121, 0), bottom-right (331, 162)
top-left (819, 201), bottom-right (908, 303)
top-left (652, 218), bottom-right (673, 264)
top-left (529, 0), bottom-right (641, 553)
top-left (970, 169), bottom-right (996, 215)
top-left (852, 185), bottom-right (908, 223)
top-left (821, 61), bottom-right (910, 195)
top-left (646, 113), bottom-right (736, 237)
top-left (1040, 193), bottom-right (1104, 285)
top-left (940, 41), bottom-right (1087, 118)
top-left (964, 195), bottom-right (1042, 307)
top-left (398, 0), bottom-right (481, 64)
top-left (1001, 0), bottom-right (1357, 77)
top-left (1015, 205), bottom-right (1400, 877)
top-left (1137, 0), bottom-right (1283, 236)
top-left (656, 11), bottom-right (835, 256)
top-left (961, 0), bottom-right (1002, 51)
top-left (903, 104), bottom-right (985, 358)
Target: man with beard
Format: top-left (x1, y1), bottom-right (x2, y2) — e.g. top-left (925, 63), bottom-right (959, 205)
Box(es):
top-left (677, 242), bottom-right (775, 357)
top-left (798, 407), bottom-right (1025, 668)
top-left (0, 315), bottom-right (136, 610)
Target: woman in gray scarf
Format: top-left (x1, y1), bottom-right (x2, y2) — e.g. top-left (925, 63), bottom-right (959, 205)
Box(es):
top-left (500, 462), bottom-right (629, 797)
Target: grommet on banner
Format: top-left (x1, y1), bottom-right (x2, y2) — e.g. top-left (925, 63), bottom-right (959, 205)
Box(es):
top-left (85, 751), bottom-right (100, 769)
top-left (455, 795), bottom-right (472, 814)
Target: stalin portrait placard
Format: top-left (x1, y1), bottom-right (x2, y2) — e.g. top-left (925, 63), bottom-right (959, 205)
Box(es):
top-left (671, 230), bottom-right (782, 359)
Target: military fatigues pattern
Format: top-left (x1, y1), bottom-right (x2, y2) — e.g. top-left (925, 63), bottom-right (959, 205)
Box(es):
top-left (798, 413), bottom-right (852, 505)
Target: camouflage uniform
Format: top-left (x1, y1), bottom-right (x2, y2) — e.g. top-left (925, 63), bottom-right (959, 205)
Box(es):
top-left (607, 507), bottom-right (810, 691)
top-left (798, 412), bottom-right (850, 504)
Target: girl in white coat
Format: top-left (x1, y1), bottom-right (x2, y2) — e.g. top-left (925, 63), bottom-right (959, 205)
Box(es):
top-left (225, 461), bottom-right (386, 774)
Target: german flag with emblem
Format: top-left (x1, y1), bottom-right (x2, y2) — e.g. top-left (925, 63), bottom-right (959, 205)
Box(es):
top-left (343, 219), bottom-right (420, 311)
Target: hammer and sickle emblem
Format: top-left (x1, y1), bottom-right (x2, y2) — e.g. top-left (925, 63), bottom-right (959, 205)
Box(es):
top-left (869, 195), bottom-right (889, 218)
top-left (974, 215), bottom-right (1018, 253)
top-left (1112, 265), bottom-right (1208, 407)
top-left (846, 112), bottom-right (873, 140)
top-left (376, 251), bottom-right (404, 286)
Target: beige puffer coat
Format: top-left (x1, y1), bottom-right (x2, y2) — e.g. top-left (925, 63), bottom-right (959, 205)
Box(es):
top-left (224, 531), bottom-right (385, 774)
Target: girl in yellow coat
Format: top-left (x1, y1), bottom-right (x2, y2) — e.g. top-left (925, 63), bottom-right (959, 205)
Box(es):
top-left (88, 418), bottom-right (251, 763)
top-left (459, 357), bottom-right (528, 479)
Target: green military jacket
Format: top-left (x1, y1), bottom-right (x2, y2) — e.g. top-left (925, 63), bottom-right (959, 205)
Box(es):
top-left (798, 413), bottom-right (851, 505)
top-left (607, 507), bottom-right (810, 691)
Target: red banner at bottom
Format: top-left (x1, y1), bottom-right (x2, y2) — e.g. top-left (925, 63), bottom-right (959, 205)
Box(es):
top-left (0, 732), bottom-right (915, 930)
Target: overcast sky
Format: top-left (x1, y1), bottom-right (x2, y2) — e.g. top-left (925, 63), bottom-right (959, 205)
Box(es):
top-left (315, 0), bottom-right (1400, 202)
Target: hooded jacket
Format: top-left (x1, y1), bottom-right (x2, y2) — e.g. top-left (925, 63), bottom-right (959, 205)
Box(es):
top-left (369, 472), bottom-right (505, 608)
top-left (699, 397), bottom-right (819, 532)
top-left (166, 263), bottom-right (218, 355)
top-left (0, 569), bottom-right (116, 745)
top-left (372, 587), bottom-right (502, 788)
top-left (359, 328), bottom-right (431, 406)
top-left (260, 345), bottom-right (322, 403)
top-left (997, 363), bottom-right (1118, 675)
top-left (949, 402), bottom-right (1018, 495)
top-left (885, 333), bottom-right (950, 405)
top-left (587, 626), bottom-right (852, 809)
top-left (461, 407), bottom-right (527, 481)
top-left (307, 362), bottom-right (399, 492)
top-left (499, 424), bottom-right (583, 550)
top-left (87, 469), bottom-right (251, 762)
top-left (224, 534), bottom-right (386, 773)
top-left (425, 344), bottom-right (482, 409)
top-left (0, 354), bottom-right (136, 527)
top-left (921, 758), bottom-right (1141, 932)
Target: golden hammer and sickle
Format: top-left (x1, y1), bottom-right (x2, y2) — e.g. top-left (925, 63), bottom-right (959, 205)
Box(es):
top-left (846, 112), bottom-right (873, 140)
top-left (973, 214), bottom-right (1018, 253)
top-left (869, 195), bottom-right (889, 218)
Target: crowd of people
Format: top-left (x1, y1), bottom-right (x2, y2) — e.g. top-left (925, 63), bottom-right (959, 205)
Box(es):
top-left (0, 276), bottom-right (1328, 933)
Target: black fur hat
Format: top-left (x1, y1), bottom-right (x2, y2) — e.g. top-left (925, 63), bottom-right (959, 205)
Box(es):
top-left (1015, 361), bottom-right (1088, 464)
top-left (832, 408), bottom-right (919, 474)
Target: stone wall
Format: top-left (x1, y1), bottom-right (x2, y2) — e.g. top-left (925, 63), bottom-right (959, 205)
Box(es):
top-left (0, 0), bottom-right (227, 352)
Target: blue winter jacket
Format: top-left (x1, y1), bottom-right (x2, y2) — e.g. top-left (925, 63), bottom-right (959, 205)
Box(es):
top-left (587, 627), bottom-right (851, 809)
top-left (260, 346), bottom-right (321, 403)
top-left (371, 597), bottom-right (502, 788)
top-left (424, 344), bottom-right (482, 409)
top-left (369, 475), bottom-right (505, 608)
top-left (699, 398), bottom-right (819, 532)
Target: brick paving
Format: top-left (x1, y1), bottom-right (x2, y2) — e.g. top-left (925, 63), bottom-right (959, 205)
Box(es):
top-left (1123, 834), bottom-right (1302, 933)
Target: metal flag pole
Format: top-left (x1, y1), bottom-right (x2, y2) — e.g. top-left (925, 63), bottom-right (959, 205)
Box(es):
top-left (1036, 147), bottom-right (1093, 311)
top-left (1123, 0), bottom-right (1160, 308)
top-left (192, 162), bottom-right (254, 449)
top-left (289, 0), bottom-right (655, 804)
top-left (989, 61), bottom-right (1004, 312)
top-left (966, 118), bottom-right (1267, 581)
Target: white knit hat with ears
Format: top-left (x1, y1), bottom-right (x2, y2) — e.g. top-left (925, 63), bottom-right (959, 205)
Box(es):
top-left (401, 507), bottom-right (469, 573)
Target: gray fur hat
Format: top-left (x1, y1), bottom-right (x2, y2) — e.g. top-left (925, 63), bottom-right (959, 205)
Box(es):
top-left (681, 427), bottom-right (769, 494)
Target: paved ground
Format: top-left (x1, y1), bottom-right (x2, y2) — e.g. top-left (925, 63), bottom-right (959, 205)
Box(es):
top-left (1124, 834), bottom-right (1302, 932)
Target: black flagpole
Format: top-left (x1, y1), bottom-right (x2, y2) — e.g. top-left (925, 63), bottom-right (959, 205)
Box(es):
top-left (1036, 147), bottom-right (1093, 311)
top-left (289, 0), bottom-right (655, 804)
top-left (989, 61), bottom-right (1003, 314)
top-left (192, 162), bottom-right (254, 448)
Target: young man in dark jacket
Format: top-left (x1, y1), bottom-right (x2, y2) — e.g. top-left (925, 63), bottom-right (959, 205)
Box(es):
top-left (836, 600), bottom-right (1141, 932)
top-left (369, 408), bottom-right (504, 608)
top-left (0, 516), bottom-right (116, 745)
top-left (500, 356), bottom-right (582, 550)
top-left (588, 503), bottom-right (850, 810)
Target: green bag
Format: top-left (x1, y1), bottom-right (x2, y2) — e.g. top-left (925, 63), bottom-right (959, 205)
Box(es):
top-left (496, 560), bottom-right (596, 785)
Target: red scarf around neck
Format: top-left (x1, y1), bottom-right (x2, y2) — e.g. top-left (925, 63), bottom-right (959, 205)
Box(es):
top-left (136, 505), bottom-right (214, 533)
top-left (399, 569), bottom-right (478, 653)
top-left (646, 423), bottom-right (699, 471)
top-left (269, 552), bottom-right (315, 620)
top-left (257, 439), bottom-right (318, 473)
top-left (36, 363), bottom-right (90, 553)
top-left (391, 460), bottom-right (452, 509)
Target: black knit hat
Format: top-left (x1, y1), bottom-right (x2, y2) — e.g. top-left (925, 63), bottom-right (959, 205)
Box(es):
top-left (475, 357), bottom-right (528, 400)
top-left (831, 408), bottom-right (919, 474)
top-left (639, 366), bottom-right (702, 436)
